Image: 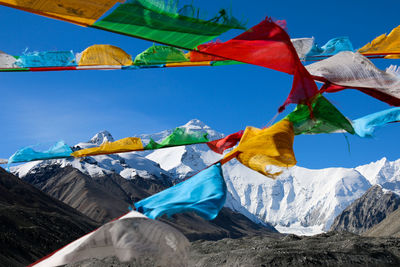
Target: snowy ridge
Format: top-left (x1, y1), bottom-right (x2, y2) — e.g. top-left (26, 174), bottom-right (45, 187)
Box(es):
top-left (10, 119), bottom-right (400, 235)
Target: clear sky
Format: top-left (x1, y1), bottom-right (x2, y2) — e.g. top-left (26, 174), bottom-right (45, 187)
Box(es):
top-left (1, 0), bottom-right (400, 169)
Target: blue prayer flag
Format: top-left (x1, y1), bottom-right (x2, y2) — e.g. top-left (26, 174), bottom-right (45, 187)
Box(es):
top-left (135, 163), bottom-right (226, 220)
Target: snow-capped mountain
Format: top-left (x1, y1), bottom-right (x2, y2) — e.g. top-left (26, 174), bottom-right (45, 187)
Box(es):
top-left (10, 119), bottom-right (400, 236)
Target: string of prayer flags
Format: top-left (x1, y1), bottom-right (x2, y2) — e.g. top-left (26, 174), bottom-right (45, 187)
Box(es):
top-left (77, 45), bottom-right (134, 66)
top-left (352, 107), bottom-right (400, 138)
top-left (207, 130), bottom-right (244, 154)
top-left (134, 163), bottom-right (226, 220)
top-left (224, 119), bottom-right (296, 178)
top-left (359, 25), bottom-right (400, 58)
top-left (144, 127), bottom-right (209, 150)
top-left (194, 18), bottom-right (319, 111)
top-left (71, 137), bottom-right (144, 157)
top-left (286, 94), bottom-right (355, 135)
top-left (307, 51), bottom-right (400, 106)
top-left (134, 45), bottom-right (189, 65)
top-left (305, 37), bottom-right (354, 60)
top-left (7, 141), bottom-right (72, 168)
top-left (92, 0), bottom-right (246, 50)
top-left (16, 51), bottom-right (76, 68)
top-left (0, 0), bottom-right (120, 26)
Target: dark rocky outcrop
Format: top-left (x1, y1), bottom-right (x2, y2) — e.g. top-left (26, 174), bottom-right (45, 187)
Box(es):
top-left (364, 207), bottom-right (400, 238)
top-left (65, 232), bottom-right (400, 267)
top-left (330, 185), bottom-right (400, 234)
top-left (22, 165), bottom-right (278, 241)
top-left (189, 231), bottom-right (400, 266)
top-left (0, 167), bottom-right (98, 267)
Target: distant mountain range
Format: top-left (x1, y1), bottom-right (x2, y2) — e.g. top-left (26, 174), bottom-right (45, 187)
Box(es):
top-left (10, 119), bottom-right (400, 236)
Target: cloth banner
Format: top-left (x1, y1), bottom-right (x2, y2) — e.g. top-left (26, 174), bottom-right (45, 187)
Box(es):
top-left (0, 0), bottom-right (120, 26)
top-left (224, 119), bottom-right (296, 178)
top-left (353, 107), bottom-right (400, 137)
top-left (286, 94), bottom-right (355, 135)
top-left (78, 44), bottom-right (133, 66)
top-left (291, 37), bottom-right (314, 60)
top-left (306, 51), bottom-right (400, 106)
top-left (8, 141), bottom-right (72, 166)
top-left (196, 18), bottom-right (318, 110)
top-left (305, 37), bottom-right (354, 60)
top-left (72, 137), bottom-right (144, 157)
top-left (16, 51), bottom-right (76, 67)
top-left (0, 51), bottom-right (19, 68)
top-left (207, 130), bottom-right (244, 154)
top-left (134, 45), bottom-right (188, 65)
top-left (145, 127), bottom-right (209, 150)
top-left (31, 211), bottom-right (189, 267)
top-left (359, 25), bottom-right (400, 58)
top-left (92, 0), bottom-right (246, 50)
top-left (135, 163), bottom-right (226, 220)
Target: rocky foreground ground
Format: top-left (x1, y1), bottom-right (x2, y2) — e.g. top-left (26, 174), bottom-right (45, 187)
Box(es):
top-left (64, 231), bottom-right (400, 267)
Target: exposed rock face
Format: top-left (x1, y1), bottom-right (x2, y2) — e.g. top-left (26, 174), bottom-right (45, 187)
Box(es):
top-left (65, 232), bottom-right (400, 267)
top-left (364, 208), bottom-right (400, 238)
top-left (330, 185), bottom-right (400, 234)
top-left (23, 165), bottom-right (170, 223)
top-left (188, 232), bottom-right (400, 267)
top-left (0, 167), bottom-right (98, 267)
top-left (22, 165), bottom-right (278, 241)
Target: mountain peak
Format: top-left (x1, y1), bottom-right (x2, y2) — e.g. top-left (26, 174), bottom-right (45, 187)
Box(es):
top-left (89, 130), bottom-right (114, 145)
top-left (181, 119), bottom-right (210, 130)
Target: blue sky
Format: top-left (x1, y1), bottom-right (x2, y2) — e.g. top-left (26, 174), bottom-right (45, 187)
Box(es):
top-left (1, 0), bottom-right (400, 169)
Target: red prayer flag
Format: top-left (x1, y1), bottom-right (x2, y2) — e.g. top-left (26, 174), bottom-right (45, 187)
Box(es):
top-left (207, 130), bottom-right (244, 154)
top-left (196, 18), bottom-right (318, 111)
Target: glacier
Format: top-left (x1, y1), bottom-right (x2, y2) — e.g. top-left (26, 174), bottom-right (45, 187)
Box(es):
top-left (10, 119), bottom-right (400, 236)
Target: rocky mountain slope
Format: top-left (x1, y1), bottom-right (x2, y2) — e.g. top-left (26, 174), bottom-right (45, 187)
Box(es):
top-left (330, 185), bottom-right (400, 234)
top-left (21, 163), bottom-right (277, 241)
top-left (364, 207), bottom-right (400, 238)
top-left (0, 167), bottom-right (98, 267)
top-left (10, 119), bottom-right (400, 235)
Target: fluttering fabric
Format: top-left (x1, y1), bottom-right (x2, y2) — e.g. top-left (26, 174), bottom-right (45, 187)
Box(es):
top-left (92, 0), bottom-right (246, 50)
top-left (224, 119), bottom-right (296, 178)
top-left (359, 25), bottom-right (400, 58)
top-left (78, 45), bottom-right (133, 66)
top-left (307, 51), bottom-right (400, 106)
top-left (286, 94), bottom-right (355, 135)
top-left (291, 37), bottom-right (315, 60)
top-left (0, 0), bottom-right (120, 26)
top-left (72, 137), bottom-right (144, 157)
top-left (305, 37), bottom-right (354, 60)
top-left (7, 141), bottom-right (72, 166)
top-left (145, 127), bottom-right (209, 150)
top-left (135, 163), bottom-right (226, 220)
top-left (134, 45), bottom-right (188, 65)
top-left (195, 18), bottom-right (318, 110)
top-left (31, 211), bottom-right (190, 267)
top-left (16, 51), bottom-right (76, 67)
top-left (352, 107), bottom-right (400, 138)
top-left (207, 130), bottom-right (244, 154)
top-left (0, 51), bottom-right (18, 68)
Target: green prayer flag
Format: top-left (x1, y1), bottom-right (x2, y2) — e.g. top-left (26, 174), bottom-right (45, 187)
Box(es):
top-left (134, 45), bottom-right (188, 65)
top-left (92, 0), bottom-right (246, 50)
top-left (211, 60), bottom-right (244, 66)
top-left (286, 95), bottom-right (355, 135)
top-left (145, 127), bottom-right (209, 150)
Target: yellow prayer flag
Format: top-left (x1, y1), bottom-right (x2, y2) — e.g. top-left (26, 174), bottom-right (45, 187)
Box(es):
top-left (78, 45), bottom-right (133, 66)
top-left (72, 137), bottom-right (144, 157)
top-left (359, 25), bottom-right (400, 57)
top-left (0, 0), bottom-right (120, 26)
top-left (224, 119), bottom-right (296, 178)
